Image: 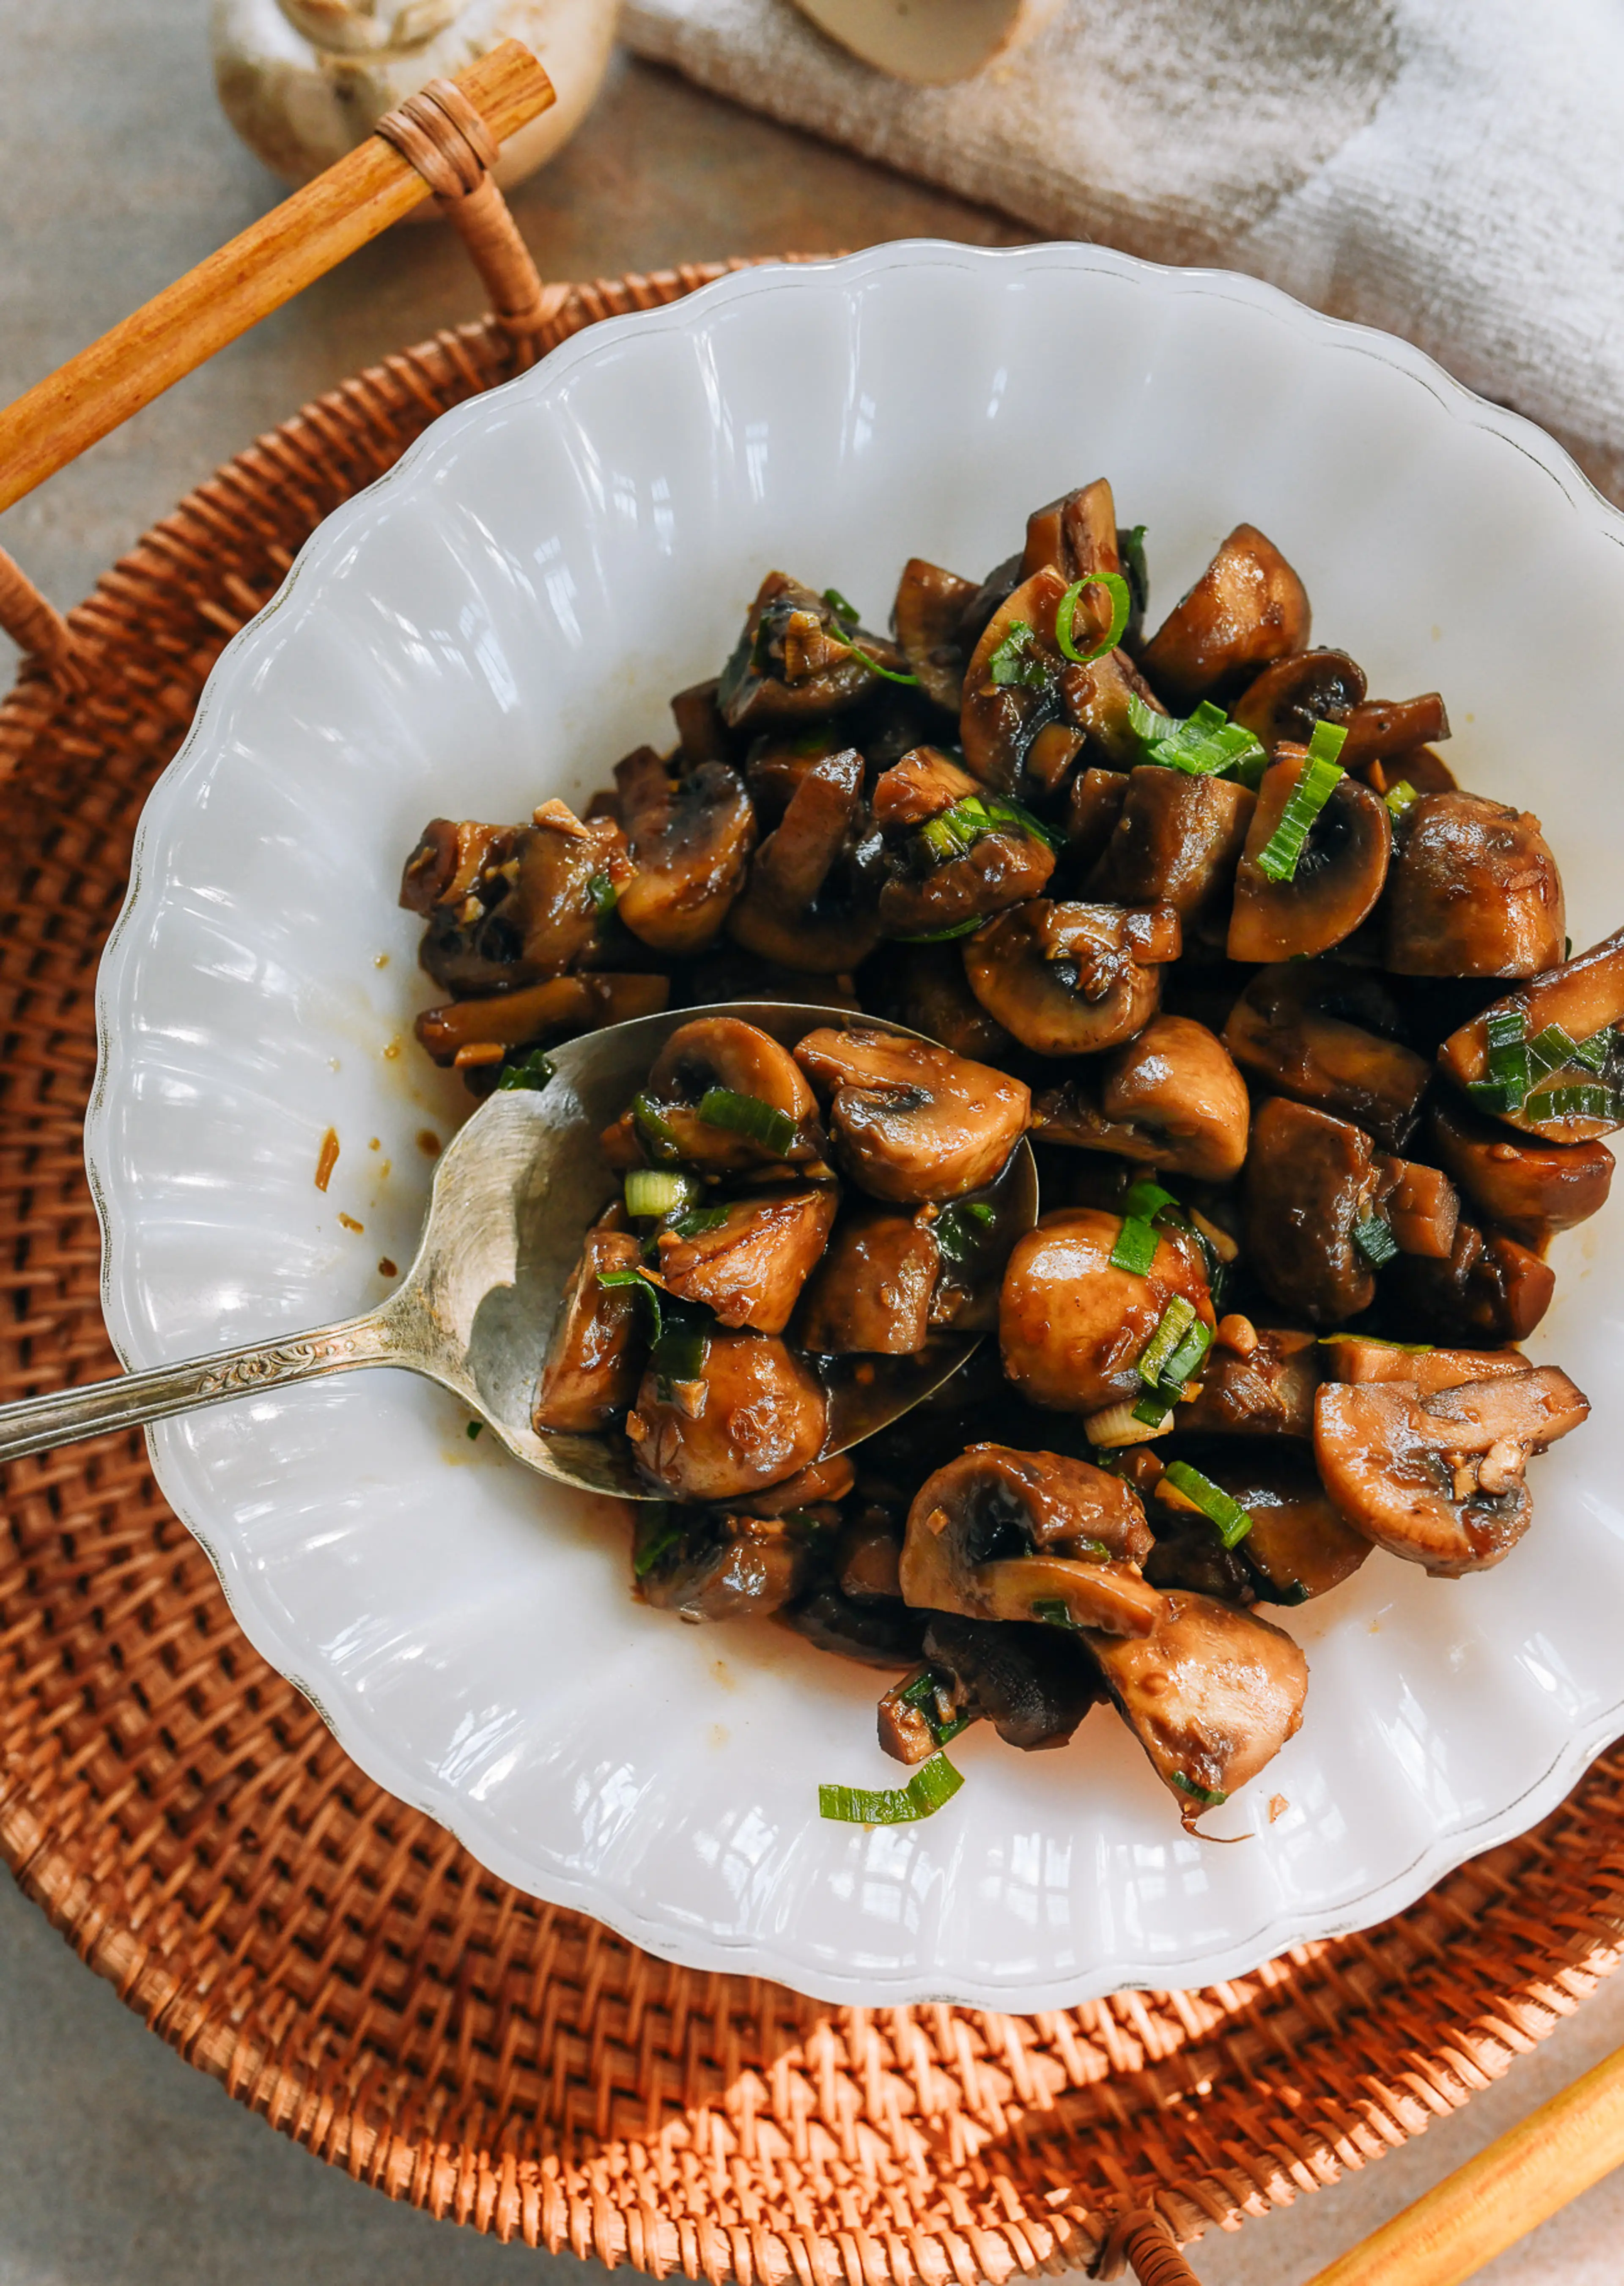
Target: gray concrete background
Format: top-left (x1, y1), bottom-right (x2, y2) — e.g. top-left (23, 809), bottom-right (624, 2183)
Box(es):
top-left (3, 5), bottom-right (1624, 2278)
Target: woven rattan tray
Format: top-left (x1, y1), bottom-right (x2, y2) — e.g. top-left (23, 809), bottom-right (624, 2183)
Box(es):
top-left (3, 77), bottom-right (1624, 2283)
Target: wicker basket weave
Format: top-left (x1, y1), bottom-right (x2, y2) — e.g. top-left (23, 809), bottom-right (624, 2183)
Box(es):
top-left (3, 266), bottom-right (1624, 2281)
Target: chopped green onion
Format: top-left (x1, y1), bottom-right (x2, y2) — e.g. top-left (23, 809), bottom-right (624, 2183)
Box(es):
top-left (1125, 691), bottom-right (1265, 781)
top-left (845, 641), bottom-right (919, 685)
top-left (1320, 1332), bottom-right (1434, 1353)
top-left (696, 1087), bottom-right (798, 1156)
top-left (496, 1047), bottom-right (556, 1092)
top-left (897, 915), bottom-right (990, 944)
top-left (650, 1304), bottom-right (709, 1395)
top-left (632, 1092), bottom-right (681, 1163)
top-left (597, 1266), bottom-right (664, 1340)
top-left (817, 589), bottom-right (919, 682)
top-left (1254, 743), bottom-right (1346, 884)
top-left (1137, 1296), bottom-right (1197, 1390)
top-left (822, 587), bottom-right (860, 623)
top-left (1352, 1212), bottom-right (1399, 1266)
top-left (934, 1200), bottom-right (998, 1265)
top-left (1305, 718), bottom-right (1351, 765)
top-left (1109, 1218), bottom-right (1160, 1277)
top-left (1466, 1083), bottom-right (1521, 1115)
top-left (986, 620), bottom-right (1056, 691)
top-left (1385, 779), bottom-right (1422, 819)
top-left (633, 1509), bottom-right (685, 1579)
top-left (1131, 1392), bottom-right (1174, 1427)
top-left (1171, 1772), bottom-right (1228, 1809)
top-left (587, 871), bottom-right (618, 917)
top-left (1054, 570), bottom-right (1132, 667)
top-left (670, 1204), bottom-right (730, 1239)
top-left (1031, 1598), bottom-right (1079, 1628)
top-left (819, 1752), bottom-right (964, 1825)
top-left (1526, 1022), bottom-right (1579, 1081)
top-left (1121, 1179), bottom-right (1176, 1221)
top-left (1121, 525), bottom-right (1149, 619)
top-left (1523, 1085), bottom-right (1619, 1123)
top-left (1161, 1461), bottom-right (1253, 1549)
top-left (919, 795), bottom-right (990, 863)
top-left (1574, 1026), bottom-right (1614, 1073)
top-left (466, 1420), bottom-right (483, 1441)
top-left (623, 1168), bottom-right (702, 1219)
top-left (990, 794), bottom-right (1067, 852)
top-left (1159, 1317), bottom-right (1213, 1389)
top-left (897, 1667), bottom-right (971, 1747)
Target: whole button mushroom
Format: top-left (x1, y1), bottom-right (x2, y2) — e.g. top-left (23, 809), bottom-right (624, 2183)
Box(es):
top-left (1138, 526), bottom-right (1311, 711)
top-left (1385, 792), bottom-right (1565, 977)
top-left (1000, 1206), bottom-right (1214, 1415)
top-left (625, 1331), bottom-right (828, 1503)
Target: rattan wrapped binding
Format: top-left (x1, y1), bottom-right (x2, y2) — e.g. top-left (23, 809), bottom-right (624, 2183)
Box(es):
top-left (1, 265), bottom-right (1622, 2280)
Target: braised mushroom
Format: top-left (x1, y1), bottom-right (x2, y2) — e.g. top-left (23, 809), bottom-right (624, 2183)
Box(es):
top-left (717, 571), bottom-right (903, 729)
top-left (1339, 691), bottom-right (1451, 770)
top-left (1383, 1222), bottom-right (1555, 1346)
top-left (794, 1026), bottom-right (1031, 1201)
top-left (609, 1015), bottom-right (822, 1175)
top-left (1223, 964), bottom-right (1432, 1149)
top-left (959, 568), bottom-right (1077, 795)
top-left (648, 1188), bottom-right (838, 1332)
top-left (879, 1615), bottom-right (1103, 1763)
top-left (1064, 765), bottom-right (1130, 872)
top-left (625, 1328), bottom-right (828, 1501)
top-left (1385, 792), bottom-right (1565, 977)
top-left (1032, 1014), bottom-right (1250, 1181)
top-left (1000, 1207), bottom-right (1214, 1416)
top-left (415, 972), bottom-right (669, 1069)
top-left (612, 746), bottom-right (756, 954)
top-left (1229, 649), bottom-right (1368, 755)
top-left (1437, 928), bottom-right (1624, 1143)
top-left (1314, 1366), bottom-right (1589, 1576)
top-left (893, 558), bottom-right (981, 711)
top-left (834, 1503), bottom-right (903, 1600)
top-left (1228, 747), bottom-right (1391, 963)
top-left (875, 944), bottom-right (1016, 1063)
top-left (1138, 526), bottom-right (1311, 712)
top-left (964, 901), bottom-right (1178, 1058)
top-left (1085, 767), bottom-right (1254, 939)
top-left (1318, 1336), bottom-right (1534, 1394)
top-left (1020, 478), bottom-right (1122, 585)
top-left (898, 1445), bottom-right (1163, 1636)
top-left (873, 746), bottom-right (1055, 936)
top-left (406, 802), bottom-right (632, 994)
top-left (727, 748), bottom-right (884, 973)
top-left (785, 1586), bottom-right (927, 1669)
top-left (1376, 1155), bottom-right (1460, 1259)
top-left (669, 678), bottom-right (734, 769)
top-left (637, 1509), bottom-right (812, 1623)
top-left (534, 1223), bottom-right (647, 1433)
top-left (1242, 1098), bottom-right (1388, 1324)
top-left (1429, 1093), bottom-right (1614, 1242)
top-left (1163, 1451), bottom-right (1370, 1605)
top-left (1177, 1328), bottom-right (1322, 1440)
top-left (1088, 1592), bottom-right (1308, 1823)
top-left (795, 1204), bottom-right (940, 1354)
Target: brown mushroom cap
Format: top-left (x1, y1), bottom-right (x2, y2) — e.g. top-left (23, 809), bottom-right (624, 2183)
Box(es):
top-left (625, 1329), bottom-right (828, 1502)
top-left (874, 749), bottom-right (1056, 936)
top-left (639, 1016), bottom-right (821, 1174)
top-left (1314, 1367), bottom-right (1589, 1576)
top-left (1223, 962), bottom-right (1431, 1149)
top-left (1177, 1328), bottom-right (1322, 1439)
top-left (1228, 747), bottom-right (1391, 964)
top-left (914, 1614), bottom-right (1104, 1755)
top-left (794, 1025), bottom-right (1031, 1202)
top-left (1383, 1222), bottom-right (1556, 1346)
top-left (534, 1225), bottom-right (647, 1434)
top-left (727, 747), bottom-right (884, 974)
top-left (1385, 792), bottom-right (1565, 977)
top-left (400, 817), bottom-right (516, 918)
top-left (1437, 927), bottom-right (1624, 1143)
top-left (1229, 648), bottom-right (1367, 755)
top-left (1138, 525), bottom-right (1311, 712)
top-left (963, 901), bottom-right (1168, 1058)
top-left (1086, 766), bottom-right (1254, 931)
top-left (1021, 478), bottom-right (1122, 584)
top-left (638, 1511), bottom-right (811, 1623)
top-left (1000, 1207), bottom-right (1214, 1415)
top-left (1087, 1591), bottom-right (1308, 1818)
top-left (649, 1188), bottom-right (838, 1334)
top-left (893, 558), bottom-right (980, 711)
top-left (1242, 1097), bottom-right (1385, 1324)
top-left (1033, 1014), bottom-right (1251, 1181)
top-left (612, 751), bottom-right (756, 955)
top-left (1429, 1092), bottom-right (1614, 1242)
top-left (958, 567), bottom-right (1074, 795)
top-left (1155, 1448), bottom-right (1370, 1605)
top-left (794, 1204), bottom-right (941, 1354)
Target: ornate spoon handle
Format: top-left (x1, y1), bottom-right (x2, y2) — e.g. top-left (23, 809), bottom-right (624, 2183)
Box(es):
top-left (0, 1313), bottom-right (396, 1464)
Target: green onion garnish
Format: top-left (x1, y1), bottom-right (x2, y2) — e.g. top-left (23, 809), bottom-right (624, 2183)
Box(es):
top-left (631, 1093), bottom-right (681, 1163)
top-left (818, 588), bottom-right (919, 683)
top-left (696, 1087), bottom-right (798, 1156)
top-left (1131, 1392), bottom-right (1174, 1427)
top-left (670, 1204), bottom-right (730, 1240)
top-left (845, 642), bottom-right (919, 685)
top-left (1254, 730), bottom-right (1347, 884)
top-left (897, 916), bottom-right (990, 943)
top-left (1161, 1461), bottom-right (1253, 1549)
top-left (1031, 1598), bottom-right (1080, 1628)
top-left (1526, 1022), bottom-right (1579, 1081)
top-left (1171, 1772), bottom-right (1228, 1809)
top-left (1523, 1085), bottom-right (1619, 1123)
top-left (496, 1047), bottom-right (556, 1092)
top-left (597, 1265), bottom-right (664, 1340)
top-left (1574, 1026), bottom-right (1614, 1073)
top-left (650, 1304), bottom-right (709, 1395)
top-left (1109, 1219), bottom-right (1160, 1277)
top-left (1137, 1296), bottom-right (1197, 1389)
top-left (934, 1201), bottom-right (997, 1264)
top-left (986, 620), bottom-right (1056, 691)
top-left (1352, 1212), bottom-right (1399, 1266)
top-left (822, 587), bottom-right (860, 623)
top-left (1054, 570), bottom-right (1132, 667)
top-left (1121, 525), bottom-right (1149, 618)
top-left (1125, 691), bottom-right (1266, 782)
top-left (1121, 1179), bottom-right (1177, 1220)
top-left (819, 1752), bottom-right (964, 1826)
top-left (1159, 1317), bottom-right (1213, 1389)
top-left (897, 1667), bottom-right (971, 1747)
top-left (1385, 779), bottom-right (1421, 819)
top-left (1469, 1007), bottom-right (1533, 1113)
top-left (623, 1168), bottom-right (702, 1219)
top-left (466, 1420), bottom-right (483, 1441)
top-left (587, 871), bottom-right (618, 917)
top-left (633, 1509), bottom-right (685, 1579)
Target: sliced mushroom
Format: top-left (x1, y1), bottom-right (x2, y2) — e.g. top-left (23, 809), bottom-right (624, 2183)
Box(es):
top-left (1385, 792), bottom-right (1565, 977)
top-left (625, 1329), bottom-right (828, 1502)
top-left (717, 571), bottom-right (902, 729)
top-left (882, 1614), bottom-right (1103, 1761)
top-left (1437, 928), bottom-right (1624, 1143)
top-left (1177, 1328), bottom-right (1322, 1439)
top-left (648, 1188), bottom-right (837, 1332)
top-left (893, 558), bottom-right (980, 710)
top-left (415, 972), bottom-right (670, 1067)
top-left (874, 747), bottom-right (1055, 936)
top-left (534, 1225), bottom-right (647, 1433)
top-left (638, 1510), bottom-right (811, 1623)
top-left (785, 1587), bottom-right (927, 1669)
top-left (899, 1445), bottom-right (1162, 1636)
top-left (1383, 1222), bottom-right (1555, 1345)
top-left (1319, 1336), bottom-right (1533, 1395)
top-left (1000, 1208), bottom-right (1214, 1414)
top-left (1138, 526), bottom-right (1311, 712)
top-left (794, 1204), bottom-right (940, 1353)
top-left (794, 1026), bottom-right (1031, 1202)
top-left (875, 944), bottom-right (1017, 1063)
top-left (1314, 1368), bottom-right (1589, 1576)
top-left (1375, 1154), bottom-right (1460, 1259)
top-left (1085, 767), bottom-right (1255, 937)
top-left (612, 748), bottom-right (756, 954)
top-left (1229, 649), bottom-right (1367, 754)
top-left (1241, 1098), bottom-right (1387, 1324)
top-left (1228, 747), bottom-right (1391, 963)
top-left (1223, 963), bottom-right (1432, 1148)
top-left (727, 748), bottom-right (884, 973)
top-left (1031, 1013), bottom-right (1250, 1181)
top-left (959, 567), bottom-right (1075, 795)
top-left (870, 744), bottom-right (980, 830)
top-left (1429, 1093), bottom-right (1614, 1242)
top-left (1088, 1591), bottom-right (1308, 1823)
top-left (963, 900), bottom-right (1174, 1057)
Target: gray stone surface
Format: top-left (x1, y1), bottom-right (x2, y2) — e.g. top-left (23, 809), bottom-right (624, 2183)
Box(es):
top-left (1, 4), bottom-right (1622, 2278)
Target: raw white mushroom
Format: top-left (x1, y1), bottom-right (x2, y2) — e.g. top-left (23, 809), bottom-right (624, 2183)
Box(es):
top-left (788, 0), bottom-right (1063, 86)
top-left (211, 0), bottom-right (616, 192)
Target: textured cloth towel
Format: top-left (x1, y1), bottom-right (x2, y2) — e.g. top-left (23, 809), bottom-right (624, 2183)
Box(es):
top-left (623, 0), bottom-right (1624, 502)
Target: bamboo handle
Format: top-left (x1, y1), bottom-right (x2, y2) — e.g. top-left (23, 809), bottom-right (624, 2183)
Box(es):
top-left (0, 38), bottom-right (554, 519)
top-left (1307, 2039), bottom-right (1624, 2285)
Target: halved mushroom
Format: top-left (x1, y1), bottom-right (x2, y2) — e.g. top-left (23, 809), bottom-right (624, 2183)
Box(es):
top-left (874, 746), bottom-right (1055, 935)
top-left (400, 816), bottom-right (519, 919)
top-left (959, 567), bottom-right (1075, 794)
top-left (1385, 792), bottom-right (1565, 977)
top-left (794, 1026), bottom-right (1031, 1201)
top-left (1177, 1328), bottom-right (1322, 1440)
top-left (727, 748), bottom-right (884, 973)
top-left (1000, 1208), bottom-right (1214, 1414)
top-left (605, 1016), bottom-right (821, 1175)
top-left (879, 1615), bottom-right (1104, 1763)
top-left (1437, 928), bottom-right (1624, 1143)
top-left (875, 944), bottom-right (1017, 1063)
top-left (1087, 1591), bottom-right (1308, 1824)
top-left (1021, 478), bottom-right (1122, 585)
top-left (794, 1204), bottom-right (940, 1354)
top-left (785, 1587), bottom-right (927, 1669)
top-left (1032, 1014), bottom-right (1250, 1181)
top-left (743, 723), bottom-right (856, 826)
top-left (1228, 747), bottom-right (1391, 963)
top-left (1223, 963), bottom-right (1432, 1149)
top-left (1384, 1222), bottom-right (1555, 1345)
top-left (415, 972), bottom-right (669, 1068)
top-left (963, 901), bottom-right (1177, 1057)
top-left (1318, 1336), bottom-right (1533, 1394)
top-left (1376, 1154), bottom-right (1460, 1260)
top-left (1229, 649), bottom-right (1367, 755)
top-left (1064, 765), bottom-right (1130, 871)
top-left (1163, 1450), bottom-right (1370, 1606)
top-left (1138, 526), bottom-right (1311, 712)
top-left (1059, 647), bottom-right (1169, 776)
top-left (1314, 1367), bottom-right (1589, 1576)
top-left (893, 558), bottom-right (980, 711)
top-left (648, 1188), bottom-right (837, 1332)
top-left (1085, 767), bottom-right (1254, 937)
top-left (899, 1445), bottom-right (1162, 1636)
top-left (611, 747), bottom-right (756, 955)
top-left (638, 1509), bottom-right (811, 1623)
top-left (1429, 1093), bottom-right (1614, 1242)
top-left (717, 571), bottom-right (903, 729)
top-left (1241, 1098), bottom-right (1388, 1324)
top-left (625, 1328), bottom-right (828, 1502)
top-left (534, 1223), bottom-right (647, 1433)
top-left (669, 678), bottom-right (734, 769)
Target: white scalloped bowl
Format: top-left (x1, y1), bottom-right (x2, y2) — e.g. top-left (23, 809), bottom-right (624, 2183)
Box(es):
top-left (86, 243), bottom-right (1624, 2009)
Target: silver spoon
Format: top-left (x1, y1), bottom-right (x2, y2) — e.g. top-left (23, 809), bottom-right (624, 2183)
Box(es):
top-left (13, 1004), bottom-right (1039, 1494)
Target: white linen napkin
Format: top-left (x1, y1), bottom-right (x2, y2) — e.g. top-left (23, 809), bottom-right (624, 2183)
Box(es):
top-left (622, 0), bottom-right (1624, 503)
